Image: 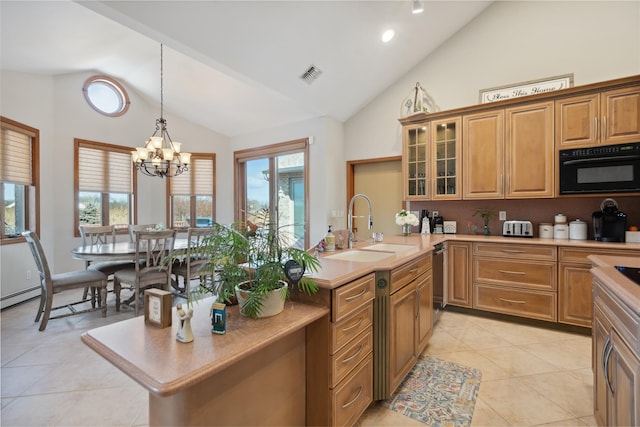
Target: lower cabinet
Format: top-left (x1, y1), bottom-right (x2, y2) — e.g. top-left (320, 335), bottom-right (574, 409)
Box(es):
top-left (446, 241), bottom-right (472, 307)
top-left (299, 273), bottom-right (374, 426)
top-left (472, 242), bottom-right (557, 322)
top-left (592, 276), bottom-right (640, 427)
top-left (389, 281), bottom-right (417, 391)
top-left (559, 247), bottom-right (640, 328)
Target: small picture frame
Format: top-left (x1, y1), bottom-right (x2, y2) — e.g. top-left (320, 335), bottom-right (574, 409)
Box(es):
top-left (144, 289), bottom-right (172, 328)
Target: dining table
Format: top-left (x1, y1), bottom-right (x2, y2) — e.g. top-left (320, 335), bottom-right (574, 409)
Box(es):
top-left (71, 238), bottom-right (190, 263)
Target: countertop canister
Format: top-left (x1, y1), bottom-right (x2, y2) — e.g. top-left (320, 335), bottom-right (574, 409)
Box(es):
top-left (539, 223), bottom-right (554, 239)
top-left (553, 214), bottom-right (568, 240)
top-left (569, 219), bottom-right (588, 240)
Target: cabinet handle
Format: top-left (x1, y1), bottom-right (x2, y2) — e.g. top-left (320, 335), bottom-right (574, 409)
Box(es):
top-left (342, 386), bottom-right (363, 409)
top-left (499, 297), bottom-right (526, 304)
top-left (594, 116), bottom-right (599, 140)
top-left (602, 116), bottom-right (607, 140)
top-left (603, 336), bottom-right (615, 396)
top-left (499, 174), bottom-right (503, 193)
top-left (345, 288), bottom-right (366, 302)
top-left (498, 269), bottom-right (526, 275)
top-left (341, 344), bottom-right (364, 364)
top-left (416, 289), bottom-right (420, 319)
top-left (342, 317), bottom-right (364, 333)
top-left (501, 249), bottom-right (525, 254)
top-left (409, 268), bottom-right (419, 273)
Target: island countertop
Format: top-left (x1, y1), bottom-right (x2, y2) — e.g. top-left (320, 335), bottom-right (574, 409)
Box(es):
top-left (81, 298), bottom-right (329, 397)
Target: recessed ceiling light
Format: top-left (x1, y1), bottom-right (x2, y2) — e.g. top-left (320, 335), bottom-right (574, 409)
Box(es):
top-left (381, 29), bottom-right (395, 43)
top-left (412, 0), bottom-right (424, 14)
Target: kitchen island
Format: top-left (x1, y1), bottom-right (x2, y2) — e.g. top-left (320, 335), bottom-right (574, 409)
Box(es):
top-left (81, 299), bottom-right (328, 426)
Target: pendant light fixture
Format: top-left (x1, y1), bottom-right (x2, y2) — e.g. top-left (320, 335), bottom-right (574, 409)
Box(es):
top-left (132, 44), bottom-right (190, 178)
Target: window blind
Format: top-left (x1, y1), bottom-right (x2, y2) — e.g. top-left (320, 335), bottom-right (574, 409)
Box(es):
top-left (78, 144), bottom-right (132, 193)
top-left (170, 155), bottom-right (214, 195)
top-left (1, 126), bottom-right (33, 185)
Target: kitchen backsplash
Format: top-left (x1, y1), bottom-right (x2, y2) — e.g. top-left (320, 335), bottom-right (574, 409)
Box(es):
top-left (410, 196), bottom-right (640, 240)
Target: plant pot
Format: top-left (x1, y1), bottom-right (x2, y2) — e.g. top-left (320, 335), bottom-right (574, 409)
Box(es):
top-left (401, 224), bottom-right (412, 236)
top-left (235, 280), bottom-right (288, 318)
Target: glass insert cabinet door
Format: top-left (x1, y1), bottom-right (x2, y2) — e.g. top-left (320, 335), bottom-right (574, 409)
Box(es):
top-left (431, 117), bottom-right (461, 200)
top-left (404, 124), bottom-right (429, 199)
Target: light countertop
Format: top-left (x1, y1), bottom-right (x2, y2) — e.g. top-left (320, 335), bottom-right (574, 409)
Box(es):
top-left (310, 232), bottom-right (640, 289)
top-left (589, 254), bottom-right (640, 315)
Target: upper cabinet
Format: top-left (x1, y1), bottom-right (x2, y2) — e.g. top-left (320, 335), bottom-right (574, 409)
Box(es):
top-left (462, 102), bottom-right (554, 199)
top-left (556, 85), bottom-right (640, 148)
top-left (462, 110), bottom-right (504, 199)
top-left (431, 117), bottom-right (461, 200)
top-left (400, 75), bottom-right (639, 201)
top-left (403, 124), bottom-right (429, 199)
top-left (505, 101), bottom-right (554, 198)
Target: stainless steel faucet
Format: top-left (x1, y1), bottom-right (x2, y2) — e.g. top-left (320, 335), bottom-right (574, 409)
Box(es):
top-left (348, 193), bottom-right (373, 249)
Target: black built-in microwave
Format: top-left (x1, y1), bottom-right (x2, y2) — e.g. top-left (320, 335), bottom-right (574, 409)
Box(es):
top-left (559, 142), bottom-right (640, 194)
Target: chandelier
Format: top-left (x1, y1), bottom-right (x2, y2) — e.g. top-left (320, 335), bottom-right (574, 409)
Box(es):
top-left (132, 44), bottom-right (190, 178)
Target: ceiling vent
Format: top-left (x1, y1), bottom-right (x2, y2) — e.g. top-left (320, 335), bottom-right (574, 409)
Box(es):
top-left (299, 65), bottom-right (323, 85)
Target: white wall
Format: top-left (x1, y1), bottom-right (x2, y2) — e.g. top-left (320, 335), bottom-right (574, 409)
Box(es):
top-left (344, 0), bottom-right (640, 161)
top-left (1, 70), bottom-right (229, 307)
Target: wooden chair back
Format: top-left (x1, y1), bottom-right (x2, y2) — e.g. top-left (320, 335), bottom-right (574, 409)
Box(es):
top-left (79, 224), bottom-right (116, 246)
top-left (128, 224), bottom-right (156, 242)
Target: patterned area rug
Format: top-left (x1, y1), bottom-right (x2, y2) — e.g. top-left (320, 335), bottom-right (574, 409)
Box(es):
top-left (382, 355), bottom-right (482, 427)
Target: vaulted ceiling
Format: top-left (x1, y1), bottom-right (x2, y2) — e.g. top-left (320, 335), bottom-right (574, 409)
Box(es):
top-left (1, 1), bottom-right (492, 137)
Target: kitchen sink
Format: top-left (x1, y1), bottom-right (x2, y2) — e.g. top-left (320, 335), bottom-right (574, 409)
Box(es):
top-left (324, 250), bottom-right (394, 263)
top-left (361, 243), bottom-right (417, 253)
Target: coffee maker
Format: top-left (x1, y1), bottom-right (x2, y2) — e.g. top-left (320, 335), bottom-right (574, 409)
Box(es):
top-left (592, 198), bottom-right (627, 242)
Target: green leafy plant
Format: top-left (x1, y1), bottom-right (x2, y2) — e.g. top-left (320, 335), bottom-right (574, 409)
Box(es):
top-left (472, 207), bottom-right (496, 235)
top-left (167, 212), bottom-right (320, 318)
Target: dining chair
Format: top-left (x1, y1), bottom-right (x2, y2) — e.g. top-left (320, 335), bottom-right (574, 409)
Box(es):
top-left (114, 229), bottom-right (176, 316)
top-left (22, 231), bottom-right (108, 331)
top-left (79, 224), bottom-right (135, 303)
top-left (172, 227), bottom-right (214, 301)
top-left (128, 224), bottom-right (157, 242)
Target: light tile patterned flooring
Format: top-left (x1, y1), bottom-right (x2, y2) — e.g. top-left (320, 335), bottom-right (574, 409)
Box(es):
top-left (1, 293), bottom-right (596, 426)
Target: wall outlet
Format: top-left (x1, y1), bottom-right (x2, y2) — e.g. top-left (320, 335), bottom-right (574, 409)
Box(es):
top-left (499, 211), bottom-right (507, 221)
top-left (26, 270), bottom-right (31, 280)
top-left (432, 211), bottom-right (439, 218)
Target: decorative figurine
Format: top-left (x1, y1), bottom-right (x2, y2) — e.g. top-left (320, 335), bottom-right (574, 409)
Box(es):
top-left (176, 303), bottom-right (194, 343)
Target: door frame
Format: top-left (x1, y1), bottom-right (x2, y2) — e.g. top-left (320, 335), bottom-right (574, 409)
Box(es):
top-left (346, 156), bottom-right (404, 212)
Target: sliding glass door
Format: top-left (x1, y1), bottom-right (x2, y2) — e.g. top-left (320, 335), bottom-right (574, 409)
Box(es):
top-left (235, 140), bottom-right (308, 249)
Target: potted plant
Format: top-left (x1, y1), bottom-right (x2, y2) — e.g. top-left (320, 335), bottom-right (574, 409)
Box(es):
top-left (472, 207), bottom-right (496, 236)
top-left (169, 214), bottom-right (320, 319)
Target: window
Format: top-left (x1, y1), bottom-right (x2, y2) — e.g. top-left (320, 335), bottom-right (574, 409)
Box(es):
top-left (168, 154), bottom-right (215, 228)
top-left (235, 139), bottom-right (308, 249)
top-left (1, 117), bottom-right (39, 244)
top-left (74, 139), bottom-right (136, 236)
top-left (82, 75), bottom-right (130, 117)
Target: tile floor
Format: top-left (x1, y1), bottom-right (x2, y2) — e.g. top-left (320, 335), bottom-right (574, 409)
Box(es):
top-left (1, 292), bottom-right (596, 426)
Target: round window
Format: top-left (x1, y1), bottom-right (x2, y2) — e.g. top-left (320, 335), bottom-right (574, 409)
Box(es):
top-left (82, 75), bottom-right (130, 117)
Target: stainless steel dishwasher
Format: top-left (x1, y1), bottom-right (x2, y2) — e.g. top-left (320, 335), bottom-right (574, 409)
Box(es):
top-left (432, 242), bottom-right (446, 323)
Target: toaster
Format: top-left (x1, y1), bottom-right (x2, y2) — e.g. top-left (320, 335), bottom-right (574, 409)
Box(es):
top-left (502, 220), bottom-right (533, 237)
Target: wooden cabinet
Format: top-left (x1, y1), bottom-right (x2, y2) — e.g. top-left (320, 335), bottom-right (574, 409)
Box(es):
top-left (377, 253), bottom-right (433, 399)
top-left (446, 241), bottom-right (472, 308)
top-left (389, 281), bottom-right (417, 391)
top-left (403, 123), bottom-right (429, 199)
top-left (299, 273), bottom-right (374, 426)
top-left (593, 276), bottom-right (640, 427)
top-left (472, 242), bottom-right (557, 322)
top-left (462, 102), bottom-right (554, 199)
top-left (431, 117), bottom-right (462, 200)
top-left (505, 101), bottom-right (554, 198)
top-left (556, 85), bottom-right (640, 148)
top-left (462, 110), bottom-right (504, 199)
top-left (403, 117), bottom-right (462, 200)
top-left (558, 247), bottom-right (640, 328)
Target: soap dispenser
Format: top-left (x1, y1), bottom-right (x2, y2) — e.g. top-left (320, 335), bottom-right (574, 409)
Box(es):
top-left (325, 226), bottom-right (336, 251)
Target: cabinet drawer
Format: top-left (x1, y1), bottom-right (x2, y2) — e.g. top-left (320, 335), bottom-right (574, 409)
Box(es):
top-left (390, 254), bottom-right (431, 294)
top-left (333, 273), bottom-right (375, 322)
top-left (332, 356), bottom-right (373, 427)
top-left (474, 283), bottom-right (556, 322)
top-left (331, 329), bottom-right (373, 387)
top-left (331, 303), bottom-right (373, 352)
top-left (474, 258), bottom-right (557, 290)
top-left (559, 246), bottom-right (640, 264)
top-left (473, 242), bottom-right (556, 261)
